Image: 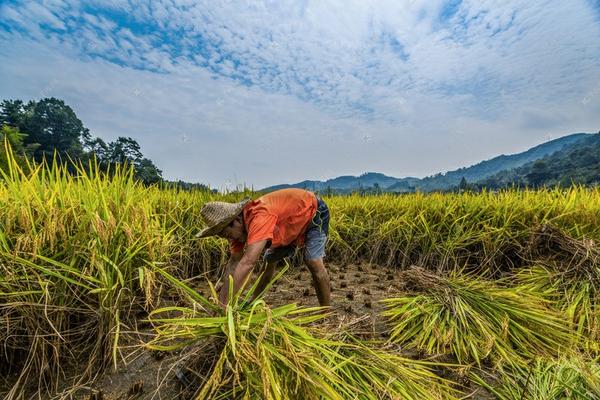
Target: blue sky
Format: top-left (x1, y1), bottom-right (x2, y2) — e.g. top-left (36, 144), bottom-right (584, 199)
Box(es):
top-left (1, 0), bottom-right (599, 189)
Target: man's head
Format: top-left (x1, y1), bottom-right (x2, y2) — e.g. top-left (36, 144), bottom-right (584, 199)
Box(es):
top-left (195, 199), bottom-right (250, 240)
top-left (217, 214), bottom-right (247, 242)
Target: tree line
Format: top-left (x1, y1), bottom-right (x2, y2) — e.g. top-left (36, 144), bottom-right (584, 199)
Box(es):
top-left (0, 97), bottom-right (164, 185)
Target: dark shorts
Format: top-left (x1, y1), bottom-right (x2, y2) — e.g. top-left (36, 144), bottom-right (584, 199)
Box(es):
top-left (263, 196), bottom-right (330, 263)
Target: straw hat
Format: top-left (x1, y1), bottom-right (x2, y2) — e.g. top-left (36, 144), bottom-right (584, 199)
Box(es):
top-left (195, 199), bottom-right (250, 238)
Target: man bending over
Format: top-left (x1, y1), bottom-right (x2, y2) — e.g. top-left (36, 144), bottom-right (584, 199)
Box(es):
top-left (196, 188), bottom-right (331, 308)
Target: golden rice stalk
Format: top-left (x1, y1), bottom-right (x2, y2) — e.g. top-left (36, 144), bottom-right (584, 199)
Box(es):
top-left (147, 268), bottom-right (458, 400)
top-left (515, 263), bottom-right (600, 352)
top-left (472, 356), bottom-right (600, 400)
top-left (381, 267), bottom-right (575, 367)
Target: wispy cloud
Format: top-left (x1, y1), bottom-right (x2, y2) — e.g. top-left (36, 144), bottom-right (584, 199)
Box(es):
top-left (1, 1), bottom-right (599, 188)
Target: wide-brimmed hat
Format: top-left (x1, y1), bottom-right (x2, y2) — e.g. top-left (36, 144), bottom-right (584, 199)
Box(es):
top-left (195, 198), bottom-right (250, 238)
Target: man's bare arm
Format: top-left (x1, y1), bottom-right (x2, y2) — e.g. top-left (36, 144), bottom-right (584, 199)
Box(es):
top-left (249, 261), bottom-right (276, 302)
top-left (217, 251), bottom-right (243, 291)
top-left (218, 240), bottom-right (268, 307)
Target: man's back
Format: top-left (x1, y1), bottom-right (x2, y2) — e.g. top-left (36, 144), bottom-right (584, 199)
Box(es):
top-left (230, 188), bottom-right (318, 252)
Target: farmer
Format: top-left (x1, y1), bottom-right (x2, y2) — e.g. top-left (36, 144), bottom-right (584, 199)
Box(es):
top-left (196, 188), bottom-right (331, 308)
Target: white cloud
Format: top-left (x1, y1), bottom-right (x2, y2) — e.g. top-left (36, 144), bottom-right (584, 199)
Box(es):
top-left (1, 1), bottom-right (599, 188)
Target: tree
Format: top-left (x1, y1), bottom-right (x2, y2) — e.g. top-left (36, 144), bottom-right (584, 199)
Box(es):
top-left (103, 137), bottom-right (162, 184)
top-left (134, 157), bottom-right (163, 185)
top-left (1, 97), bottom-right (166, 186)
top-left (18, 98), bottom-right (90, 161)
top-left (84, 137), bottom-right (110, 166)
top-left (107, 137), bottom-right (143, 165)
top-left (526, 160), bottom-right (550, 187)
top-left (0, 100), bottom-right (26, 128)
top-left (459, 177), bottom-right (468, 192)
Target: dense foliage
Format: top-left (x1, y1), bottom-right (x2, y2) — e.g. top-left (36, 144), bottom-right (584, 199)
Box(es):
top-left (0, 98), bottom-right (163, 185)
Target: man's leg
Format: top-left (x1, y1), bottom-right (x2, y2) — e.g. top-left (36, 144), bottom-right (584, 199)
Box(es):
top-left (304, 196), bottom-right (331, 307)
top-left (305, 257), bottom-right (331, 307)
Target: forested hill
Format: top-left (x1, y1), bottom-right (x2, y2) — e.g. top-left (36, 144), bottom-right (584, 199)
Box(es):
top-left (389, 132), bottom-right (592, 192)
top-left (262, 132), bottom-right (594, 193)
top-left (476, 133), bottom-right (600, 189)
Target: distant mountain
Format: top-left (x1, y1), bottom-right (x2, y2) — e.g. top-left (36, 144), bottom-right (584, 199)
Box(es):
top-left (263, 172), bottom-right (419, 193)
top-left (261, 132), bottom-right (595, 193)
top-left (477, 133), bottom-right (600, 188)
top-left (387, 132), bottom-right (592, 192)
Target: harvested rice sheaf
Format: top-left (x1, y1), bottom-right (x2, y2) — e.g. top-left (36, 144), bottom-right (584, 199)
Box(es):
top-left (516, 263), bottom-right (600, 352)
top-left (517, 225), bottom-right (600, 350)
top-left (147, 269), bottom-right (458, 400)
top-left (524, 224), bottom-right (600, 270)
top-left (381, 267), bottom-right (576, 367)
top-left (472, 356), bottom-right (600, 400)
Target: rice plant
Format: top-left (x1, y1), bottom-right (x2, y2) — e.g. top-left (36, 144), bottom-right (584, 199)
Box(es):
top-left (327, 188), bottom-right (600, 272)
top-left (173, 187), bottom-right (600, 275)
top-left (324, 336), bottom-right (459, 400)
top-left (0, 144), bottom-right (245, 397)
top-left (516, 263), bottom-right (600, 352)
top-left (147, 268), bottom-right (458, 400)
top-left (2, 138), bottom-right (600, 397)
top-left (0, 150), bottom-right (187, 397)
top-left (472, 356), bottom-right (600, 399)
top-left (516, 225), bottom-right (600, 351)
top-left (381, 267), bottom-right (576, 367)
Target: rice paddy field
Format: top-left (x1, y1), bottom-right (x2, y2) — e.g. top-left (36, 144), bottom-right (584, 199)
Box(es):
top-left (1, 151), bottom-right (600, 399)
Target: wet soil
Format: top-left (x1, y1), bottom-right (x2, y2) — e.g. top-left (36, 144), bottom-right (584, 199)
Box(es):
top-left (262, 262), bottom-right (403, 337)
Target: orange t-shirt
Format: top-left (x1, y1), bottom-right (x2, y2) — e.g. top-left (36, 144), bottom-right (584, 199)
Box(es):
top-left (230, 188), bottom-right (318, 254)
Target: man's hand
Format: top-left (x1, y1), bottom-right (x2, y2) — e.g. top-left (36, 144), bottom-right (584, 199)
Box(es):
top-left (218, 240), bottom-right (268, 308)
